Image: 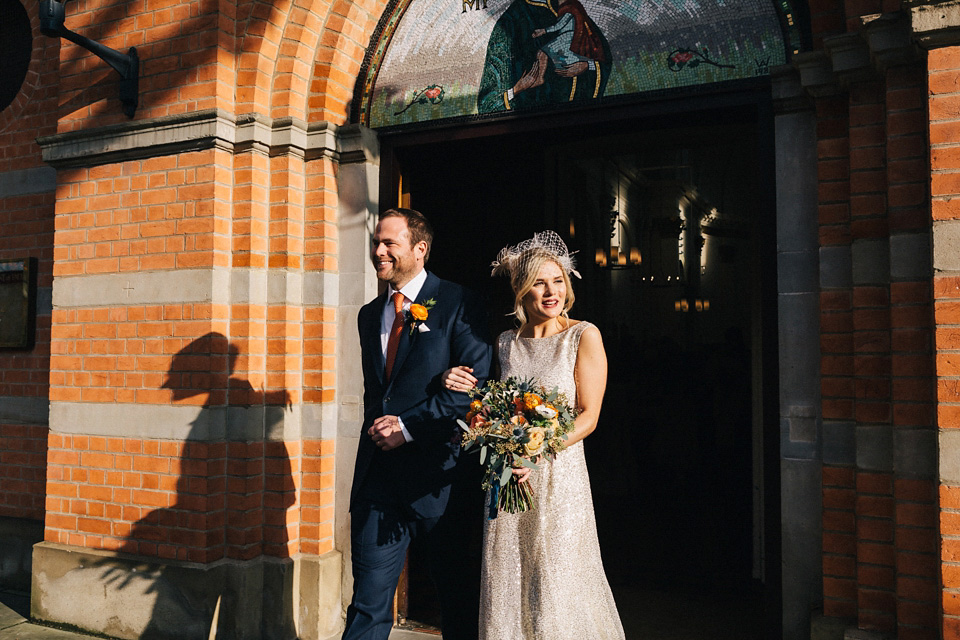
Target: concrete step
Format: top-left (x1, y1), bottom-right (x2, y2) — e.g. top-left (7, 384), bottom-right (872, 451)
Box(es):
top-left (0, 594), bottom-right (438, 640)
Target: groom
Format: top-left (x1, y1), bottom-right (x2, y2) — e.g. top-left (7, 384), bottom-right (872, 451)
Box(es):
top-left (343, 208), bottom-right (493, 640)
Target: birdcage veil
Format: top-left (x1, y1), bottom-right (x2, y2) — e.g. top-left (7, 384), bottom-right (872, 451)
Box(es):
top-left (490, 230), bottom-right (581, 283)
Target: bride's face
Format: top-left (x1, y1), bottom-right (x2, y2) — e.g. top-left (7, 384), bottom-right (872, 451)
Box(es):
top-left (522, 260), bottom-right (566, 323)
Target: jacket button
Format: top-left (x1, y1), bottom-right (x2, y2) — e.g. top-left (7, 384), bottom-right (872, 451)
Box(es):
top-left (384, 396), bottom-right (390, 403)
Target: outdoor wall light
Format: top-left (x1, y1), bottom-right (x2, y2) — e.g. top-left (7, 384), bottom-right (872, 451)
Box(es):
top-left (39, 0), bottom-right (138, 117)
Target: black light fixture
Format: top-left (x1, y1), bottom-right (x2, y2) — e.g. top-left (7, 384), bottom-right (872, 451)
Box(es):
top-left (39, 0), bottom-right (139, 117)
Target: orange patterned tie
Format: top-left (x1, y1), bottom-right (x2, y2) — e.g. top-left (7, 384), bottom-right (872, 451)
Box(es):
top-left (384, 292), bottom-right (405, 381)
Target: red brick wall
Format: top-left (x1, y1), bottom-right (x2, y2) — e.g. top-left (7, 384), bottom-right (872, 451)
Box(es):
top-left (930, 45), bottom-right (960, 640)
top-left (55, 0), bottom-right (228, 131)
top-left (0, 0), bottom-right (61, 523)
top-left (0, 424), bottom-right (48, 520)
top-left (887, 63), bottom-right (939, 640)
top-left (819, 88), bottom-right (858, 619)
top-left (817, 46), bottom-right (938, 640)
top-left (45, 141), bottom-right (339, 560)
top-left (44, 433), bottom-right (334, 560)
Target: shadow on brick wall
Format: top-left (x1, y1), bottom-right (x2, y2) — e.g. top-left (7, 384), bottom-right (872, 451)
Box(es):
top-left (98, 332), bottom-right (295, 640)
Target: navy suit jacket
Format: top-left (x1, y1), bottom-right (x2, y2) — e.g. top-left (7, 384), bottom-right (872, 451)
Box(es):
top-left (351, 271), bottom-right (493, 519)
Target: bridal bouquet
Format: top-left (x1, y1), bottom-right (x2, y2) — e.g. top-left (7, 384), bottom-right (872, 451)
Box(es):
top-left (458, 377), bottom-right (576, 517)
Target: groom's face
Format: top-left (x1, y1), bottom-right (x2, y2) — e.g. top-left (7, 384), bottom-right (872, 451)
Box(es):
top-left (371, 216), bottom-right (426, 288)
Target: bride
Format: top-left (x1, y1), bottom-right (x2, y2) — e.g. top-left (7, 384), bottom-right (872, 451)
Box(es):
top-left (444, 231), bottom-right (625, 640)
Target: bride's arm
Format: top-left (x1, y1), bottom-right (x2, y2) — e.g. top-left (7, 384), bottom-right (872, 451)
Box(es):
top-left (442, 354), bottom-right (502, 391)
top-left (566, 325), bottom-right (607, 448)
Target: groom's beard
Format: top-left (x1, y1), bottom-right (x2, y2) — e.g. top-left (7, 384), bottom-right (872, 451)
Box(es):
top-left (373, 255), bottom-right (419, 287)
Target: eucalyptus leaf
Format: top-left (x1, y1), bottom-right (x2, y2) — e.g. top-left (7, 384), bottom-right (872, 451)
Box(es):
top-left (500, 463), bottom-right (513, 487)
top-left (513, 455), bottom-right (538, 469)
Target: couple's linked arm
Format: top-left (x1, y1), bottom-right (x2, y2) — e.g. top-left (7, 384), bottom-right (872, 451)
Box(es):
top-left (399, 291), bottom-right (493, 445)
top-left (444, 323), bottom-right (607, 449)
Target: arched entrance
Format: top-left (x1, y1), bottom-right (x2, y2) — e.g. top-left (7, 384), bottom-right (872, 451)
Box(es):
top-left (341, 0), bottom-right (816, 634)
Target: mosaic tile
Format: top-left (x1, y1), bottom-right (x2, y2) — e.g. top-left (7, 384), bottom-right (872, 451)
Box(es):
top-left (360, 0), bottom-right (797, 128)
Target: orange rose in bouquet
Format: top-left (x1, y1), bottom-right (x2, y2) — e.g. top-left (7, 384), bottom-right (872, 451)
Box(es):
top-left (459, 377), bottom-right (577, 517)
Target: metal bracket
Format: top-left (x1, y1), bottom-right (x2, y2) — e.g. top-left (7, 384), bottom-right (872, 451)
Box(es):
top-left (39, 0), bottom-right (139, 118)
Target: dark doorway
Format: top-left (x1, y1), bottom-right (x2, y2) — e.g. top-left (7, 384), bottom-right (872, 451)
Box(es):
top-left (381, 99), bottom-right (779, 638)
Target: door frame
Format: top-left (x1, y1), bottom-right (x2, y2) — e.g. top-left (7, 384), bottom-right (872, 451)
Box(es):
top-left (364, 81), bottom-right (788, 635)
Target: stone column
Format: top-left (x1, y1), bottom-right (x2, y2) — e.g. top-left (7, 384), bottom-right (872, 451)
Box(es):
top-left (332, 123), bottom-right (380, 621)
top-left (773, 66), bottom-right (825, 640)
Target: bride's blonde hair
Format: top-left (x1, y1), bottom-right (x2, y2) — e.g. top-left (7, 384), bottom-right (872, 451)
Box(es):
top-left (508, 248), bottom-right (576, 328)
top-left (491, 231), bottom-right (579, 329)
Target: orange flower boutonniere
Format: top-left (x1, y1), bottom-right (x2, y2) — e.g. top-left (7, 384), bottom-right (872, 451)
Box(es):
top-left (407, 298), bottom-right (436, 335)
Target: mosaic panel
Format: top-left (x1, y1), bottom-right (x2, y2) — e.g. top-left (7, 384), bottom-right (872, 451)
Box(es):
top-left (361, 0), bottom-right (794, 128)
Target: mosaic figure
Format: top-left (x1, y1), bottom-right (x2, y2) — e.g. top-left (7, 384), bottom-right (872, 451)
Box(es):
top-left (477, 0), bottom-right (611, 114)
top-left (533, 0), bottom-right (605, 69)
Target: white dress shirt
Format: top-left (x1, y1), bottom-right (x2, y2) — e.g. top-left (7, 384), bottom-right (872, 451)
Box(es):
top-left (379, 267), bottom-right (427, 442)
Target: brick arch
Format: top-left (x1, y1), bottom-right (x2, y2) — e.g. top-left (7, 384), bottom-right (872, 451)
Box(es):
top-left (234, 0), bottom-right (383, 122)
top-left (264, 0), bottom-right (328, 120)
top-left (234, 0), bottom-right (300, 115)
top-left (307, 0), bottom-right (386, 124)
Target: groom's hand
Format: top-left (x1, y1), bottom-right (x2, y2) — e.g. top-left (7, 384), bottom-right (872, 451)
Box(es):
top-left (369, 415), bottom-right (406, 451)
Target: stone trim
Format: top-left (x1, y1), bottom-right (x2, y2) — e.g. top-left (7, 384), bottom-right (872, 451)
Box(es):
top-left (0, 166), bottom-right (56, 197)
top-left (823, 32), bottom-right (875, 86)
top-left (933, 220), bottom-right (960, 275)
top-left (52, 269), bottom-right (226, 308)
top-left (52, 269), bottom-right (338, 309)
top-left (851, 238), bottom-right (891, 286)
top-left (823, 420), bottom-right (856, 465)
top-left (49, 401), bottom-right (319, 441)
top-left (942, 430), bottom-right (960, 483)
top-left (855, 424), bottom-right (895, 471)
top-left (0, 395), bottom-right (49, 425)
top-left (770, 65), bottom-right (813, 114)
top-left (36, 110), bottom-right (341, 168)
top-left (337, 124), bottom-right (380, 166)
top-left (889, 231), bottom-right (932, 281)
top-left (787, 13), bottom-right (919, 99)
top-left (895, 427), bottom-right (938, 479)
top-left (907, 0), bottom-right (960, 47)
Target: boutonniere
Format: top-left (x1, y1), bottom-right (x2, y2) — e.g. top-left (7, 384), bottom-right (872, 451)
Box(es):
top-left (407, 298), bottom-right (436, 335)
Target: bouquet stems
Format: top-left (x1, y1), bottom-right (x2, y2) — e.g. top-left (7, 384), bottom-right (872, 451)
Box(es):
top-left (497, 476), bottom-right (535, 514)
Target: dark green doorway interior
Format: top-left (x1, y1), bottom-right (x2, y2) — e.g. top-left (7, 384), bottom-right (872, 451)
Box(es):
top-left (385, 103), bottom-right (778, 638)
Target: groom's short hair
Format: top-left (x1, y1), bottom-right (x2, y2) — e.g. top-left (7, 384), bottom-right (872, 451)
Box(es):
top-left (380, 208), bottom-right (434, 262)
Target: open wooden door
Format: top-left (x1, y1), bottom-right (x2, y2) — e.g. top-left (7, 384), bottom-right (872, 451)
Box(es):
top-left (382, 151), bottom-right (417, 630)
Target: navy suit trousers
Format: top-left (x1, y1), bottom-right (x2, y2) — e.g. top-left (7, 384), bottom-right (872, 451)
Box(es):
top-left (342, 490), bottom-right (480, 640)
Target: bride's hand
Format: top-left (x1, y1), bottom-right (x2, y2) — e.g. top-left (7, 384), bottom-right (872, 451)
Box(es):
top-left (512, 466), bottom-right (532, 483)
top-left (442, 366), bottom-right (478, 392)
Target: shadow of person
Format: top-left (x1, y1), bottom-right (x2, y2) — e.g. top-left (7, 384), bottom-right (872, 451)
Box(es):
top-left (96, 332), bottom-right (294, 640)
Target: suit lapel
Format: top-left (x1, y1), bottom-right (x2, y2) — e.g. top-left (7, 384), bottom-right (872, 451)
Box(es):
top-left (388, 272), bottom-right (440, 385)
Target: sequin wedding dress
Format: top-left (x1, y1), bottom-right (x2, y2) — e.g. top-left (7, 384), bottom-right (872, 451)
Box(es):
top-left (480, 321), bottom-right (625, 640)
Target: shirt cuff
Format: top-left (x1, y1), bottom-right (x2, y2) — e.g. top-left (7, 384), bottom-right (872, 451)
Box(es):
top-left (504, 89), bottom-right (513, 110)
top-left (398, 416), bottom-right (413, 442)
